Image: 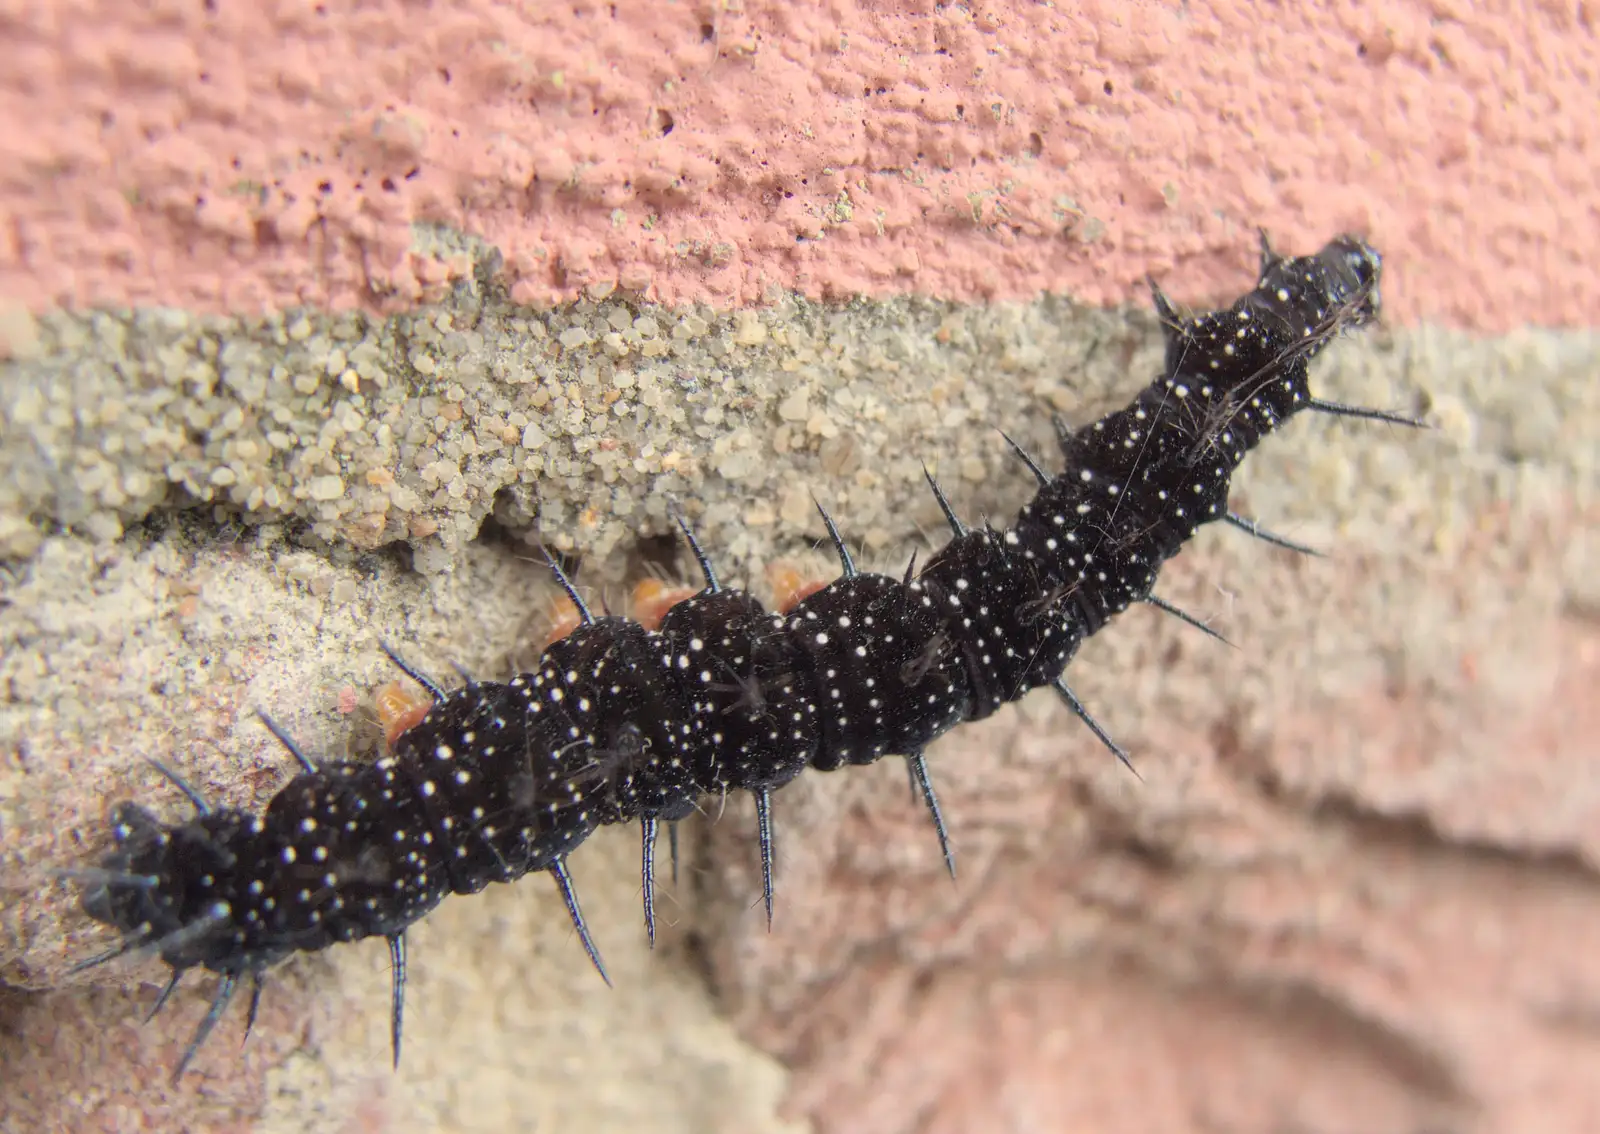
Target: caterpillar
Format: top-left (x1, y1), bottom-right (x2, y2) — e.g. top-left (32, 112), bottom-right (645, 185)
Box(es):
top-left (66, 233), bottom-right (1423, 1081)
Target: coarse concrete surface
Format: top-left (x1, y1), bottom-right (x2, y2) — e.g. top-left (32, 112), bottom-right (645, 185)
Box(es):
top-left (2, 2), bottom-right (1599, 1133)
top-left (4, 295), bottom-right (1597, 1132)
top-left (0, 0), bottom-right (1595, 326)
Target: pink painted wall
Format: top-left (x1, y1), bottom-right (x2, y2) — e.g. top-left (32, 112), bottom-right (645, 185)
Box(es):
top-left (1, 1), bottom-right (1594, 329)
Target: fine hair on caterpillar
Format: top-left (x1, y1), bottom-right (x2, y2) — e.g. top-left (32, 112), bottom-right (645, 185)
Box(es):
top-left (65, 232), bottom-right (1427, 1082)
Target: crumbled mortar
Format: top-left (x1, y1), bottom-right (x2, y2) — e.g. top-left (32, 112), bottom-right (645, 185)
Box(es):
top-left (2, 241), bottom-right (1195, 580)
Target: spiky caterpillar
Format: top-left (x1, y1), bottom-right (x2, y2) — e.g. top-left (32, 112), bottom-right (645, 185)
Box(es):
top-left (70, 233), bottom-right (1421, 1080)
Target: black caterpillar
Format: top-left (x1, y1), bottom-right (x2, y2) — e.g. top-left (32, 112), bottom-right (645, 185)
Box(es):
top-left (68, 234), bottom-right (1422, 1080)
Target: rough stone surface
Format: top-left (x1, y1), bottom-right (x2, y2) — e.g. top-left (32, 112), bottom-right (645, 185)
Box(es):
top-left (2, 281), bottom-right (1597, 1130)
top-left (1, 2), bottom-right (1595, 328)
top-left (0, 244), bottom-right (1189, 565)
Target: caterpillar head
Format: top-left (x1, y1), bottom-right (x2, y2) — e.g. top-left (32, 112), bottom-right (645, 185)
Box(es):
top-left (1322, 234), bottom-right (1384, 326)
top-left (81, 802), bottom-right (266, 972)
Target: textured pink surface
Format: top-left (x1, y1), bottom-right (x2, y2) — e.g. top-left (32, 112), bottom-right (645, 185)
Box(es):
top-left (1, 1), bottom-right (1595, 328)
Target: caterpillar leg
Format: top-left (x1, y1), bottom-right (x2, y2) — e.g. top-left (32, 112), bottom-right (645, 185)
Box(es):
top-left (906, 752), bottom-right (956, 879)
